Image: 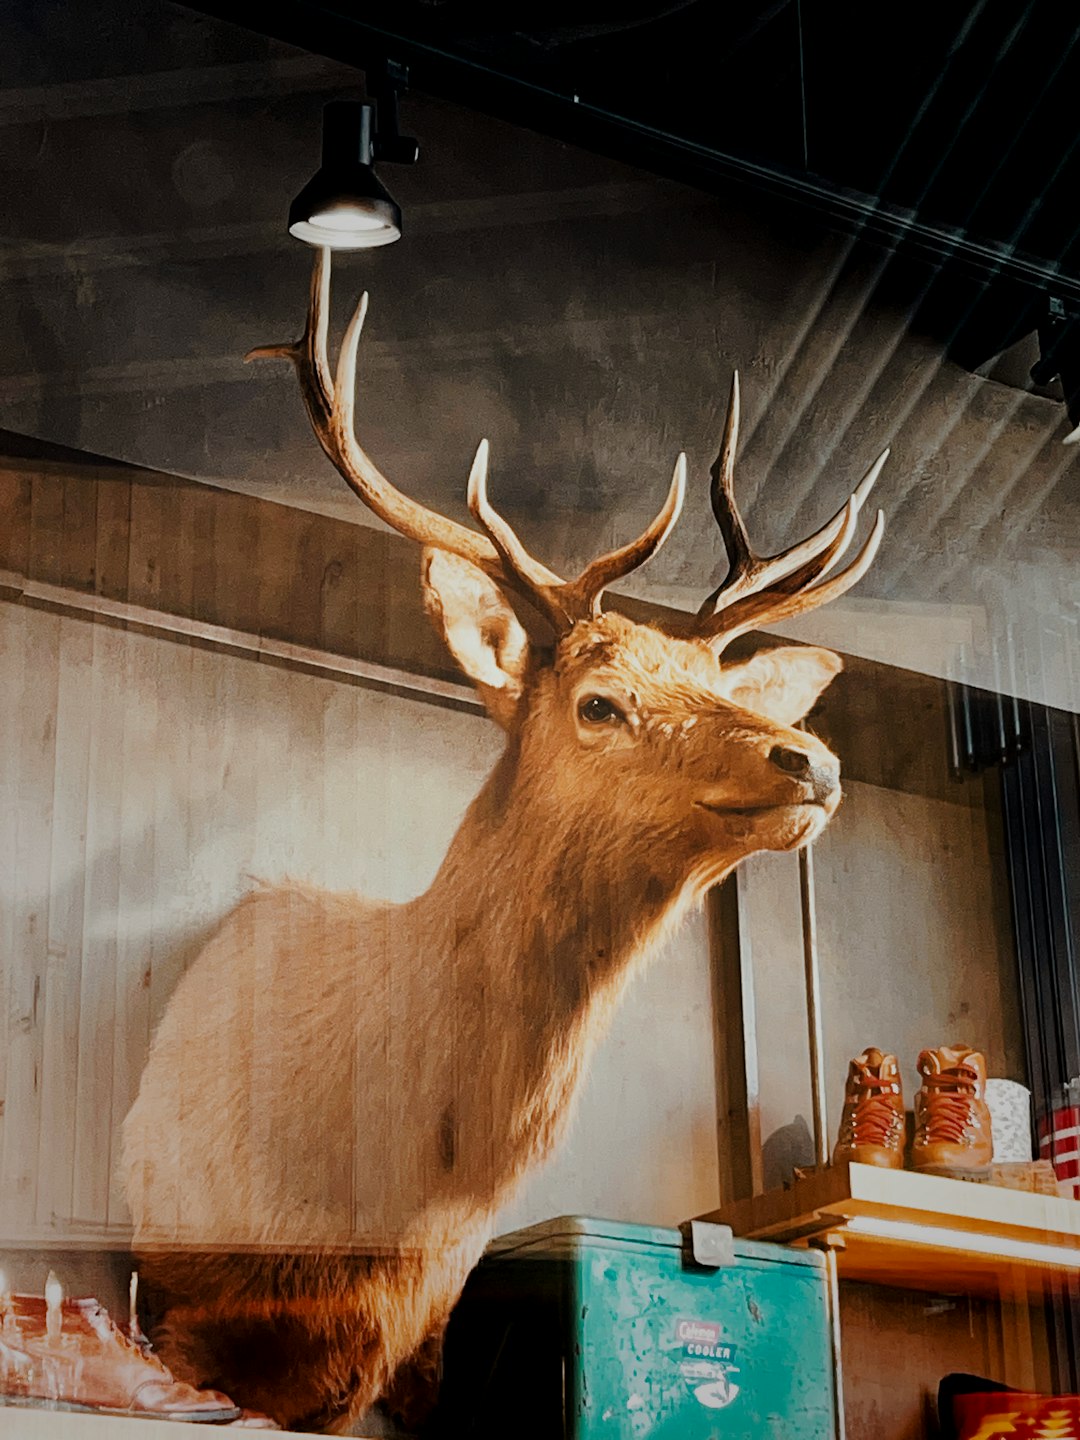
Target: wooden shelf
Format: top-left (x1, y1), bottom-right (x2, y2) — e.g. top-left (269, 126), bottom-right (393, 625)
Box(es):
top-left (697, 1162), bottom-right (1080, 1298)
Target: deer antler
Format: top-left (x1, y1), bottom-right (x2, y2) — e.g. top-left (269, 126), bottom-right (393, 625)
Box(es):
top-left (692, 373), bottom-right (887, 655)
top-left (247, 248), bottom-right (685, 632)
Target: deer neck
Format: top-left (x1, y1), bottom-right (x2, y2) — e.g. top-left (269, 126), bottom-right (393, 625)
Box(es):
top-left (393, 744), bottom-right (742, 1196)
top-left (409, 745), bottom-right (727, 1033)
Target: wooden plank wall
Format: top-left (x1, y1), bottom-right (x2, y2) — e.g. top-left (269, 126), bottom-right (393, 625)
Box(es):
top-left (0, 605), bottom-right (496, 1240)
top-left (0, 456), bottom-right (723, 1245)
top-left (0, 459), bottom-right (455, 685)
top-left (0, 457), bottom-right (473, 1243)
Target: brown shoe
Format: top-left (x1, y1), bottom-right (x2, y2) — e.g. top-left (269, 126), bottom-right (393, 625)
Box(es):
top-left (912, 1044), bottom-right (994, 1173)
top-left (0, 1292), bottom-right (241, 1422)
top-left (833, 1048), bottom-right (905, 1168)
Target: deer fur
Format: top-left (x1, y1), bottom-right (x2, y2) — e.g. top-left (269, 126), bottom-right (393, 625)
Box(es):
top-left (122, 548), bottom-right (847, 1433)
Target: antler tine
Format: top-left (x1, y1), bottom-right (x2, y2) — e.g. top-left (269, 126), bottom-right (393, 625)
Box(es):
top-left (566, 454), bottom-right (687, 618)
top-left (468, 446), bottom-right (686, 629)
top-left (701, 367), bottom-right (887, 616)
top-left (306, 247), bottom-right (335, 425)
top-left (249, 248), bottom-right (686, 634)
top-left (246, 246), bottom-right (335, 444)
top-left (693, 369), bottom-right (887, 651)
top-left (710, 372), bottom-right (753, 578)
top-left (328, 291), bottom-right (540, 580)
top-left (701, 494), bottom-right (860, 641)
top-left (249, 247), bottom-right (541, 590)
top-left (466, 441), bottom-right (569, 630)
top-left (703, 508), bottom-right (886, 655)
top-left (697, 445), bottom-right (888, 620)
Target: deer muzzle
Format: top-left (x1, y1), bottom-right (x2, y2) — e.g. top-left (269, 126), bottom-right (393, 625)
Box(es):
top-left (768, 744), bottom-right (839, 806)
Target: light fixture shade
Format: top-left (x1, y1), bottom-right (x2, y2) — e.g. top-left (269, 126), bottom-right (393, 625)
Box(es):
top-left (288, 100), bottom-right (403, 251)
top-left (288, 167), bottom-right (402, 250)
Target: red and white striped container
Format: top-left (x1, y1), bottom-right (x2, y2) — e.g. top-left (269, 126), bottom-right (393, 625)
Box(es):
top-left (1039, 1103), bottom-right (1080, 1198)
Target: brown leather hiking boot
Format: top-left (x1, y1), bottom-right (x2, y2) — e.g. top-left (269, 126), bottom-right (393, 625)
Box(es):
top-left (912, 1044), bottom-right (994, 1173)
top-left (833, 1048), bottom-right (905, 1168)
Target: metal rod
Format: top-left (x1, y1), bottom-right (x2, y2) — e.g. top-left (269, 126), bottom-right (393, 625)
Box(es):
top-left (799, 841), bottom-right (830, 1168)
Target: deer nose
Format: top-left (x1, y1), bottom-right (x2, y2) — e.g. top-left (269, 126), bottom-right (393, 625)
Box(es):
top-left (769, 745), bottom-right (839, 804)
top-left (769, 745), bottom-right (813, 776)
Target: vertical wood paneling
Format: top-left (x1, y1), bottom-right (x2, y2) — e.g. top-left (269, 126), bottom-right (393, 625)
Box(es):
top-left (75, 486), bottom-right (131, 1220)
top-left (71, 617), bottom-right (123, 1225)
top-left (318, 518), bottom-right (362, 662)
top-left (0, 604), bottom-right (25, 1198)
top-left (148, 482), bottom-right (196, 1038)
top-left (210, 487), bottom-right (262, 639)
top-left (35, 478), bottom-right (101, 1228)
top-left (326, 683), bottom-right (364, 1237)
top-left (104, 484), bottom-right (163, 1228)
top-left (4, 602), bottom-right (61, 1228)
top-left (58, 476), bottom-right (98, 593)
top-left (189, 483), bottom-right (217, 630)
top-left (243, 507), bottom-right (288, 1218)
top-left (4, 477), bottom-right (65, 1231)
top-left (91, 476), bottom-right (132, 604)
top-left (36, 615), bottom-right (93, 1229)
top-left (27, 475), bottom-right (65, 587)
top-left (106, 627), bottom-right (158, 1230)
top-left (125, 476), bottom-right (163, 612)
top-left (0, 472), bottom-right (31, 575)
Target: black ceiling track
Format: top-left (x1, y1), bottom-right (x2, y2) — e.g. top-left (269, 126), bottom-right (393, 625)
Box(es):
top-left (186, 1), bottom-right (1080, 306)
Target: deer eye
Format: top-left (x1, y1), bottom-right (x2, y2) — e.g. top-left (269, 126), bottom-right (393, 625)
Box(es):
top-left (579, 695), bottom-right (625, 726)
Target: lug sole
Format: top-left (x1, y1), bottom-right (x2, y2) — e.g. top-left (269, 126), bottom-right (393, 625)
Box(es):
top-left (913, 1161), bottom-right (993, 1181)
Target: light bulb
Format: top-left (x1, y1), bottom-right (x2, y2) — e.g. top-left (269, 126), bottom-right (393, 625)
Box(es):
top-left (310, 205), bottom-right (387, 232)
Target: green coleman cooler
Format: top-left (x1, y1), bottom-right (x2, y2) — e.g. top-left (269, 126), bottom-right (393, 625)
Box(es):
top-left (437, 1216), bottom-right (836, 1440)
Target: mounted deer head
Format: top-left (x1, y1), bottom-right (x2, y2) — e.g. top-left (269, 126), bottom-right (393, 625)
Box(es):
top-left (247, 248), bottom-right (885, 880)
top-left (122, 249), bottom-right (888, 1434)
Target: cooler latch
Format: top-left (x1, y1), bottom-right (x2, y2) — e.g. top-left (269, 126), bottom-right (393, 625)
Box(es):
top-left (680, 1219), bottom-right (736, 1269)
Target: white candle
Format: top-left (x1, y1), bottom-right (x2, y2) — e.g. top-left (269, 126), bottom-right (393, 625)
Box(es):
top-left (44, 1270), bottom-right (63, 1343)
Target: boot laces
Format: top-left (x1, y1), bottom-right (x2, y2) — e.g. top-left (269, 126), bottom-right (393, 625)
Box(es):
top-left (921, 1064), bottom-right (980, 1141)
top-left (842, 1074), bottom-right (901, 1145)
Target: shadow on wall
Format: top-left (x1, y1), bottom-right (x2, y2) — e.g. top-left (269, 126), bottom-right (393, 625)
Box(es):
top-left (761, 1114), bottom-right (816, 1192)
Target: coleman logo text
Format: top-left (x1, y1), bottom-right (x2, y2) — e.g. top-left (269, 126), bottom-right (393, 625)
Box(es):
top-left (676, 1319), bottom-right (721, 1346)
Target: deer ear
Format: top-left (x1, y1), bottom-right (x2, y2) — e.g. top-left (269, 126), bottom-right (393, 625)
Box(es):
top-left (719, 645), bottom-right (842, 725)
top-left (421, 548), bottom-right (531, 729)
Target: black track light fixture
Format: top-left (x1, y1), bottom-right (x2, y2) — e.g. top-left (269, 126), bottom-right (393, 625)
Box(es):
top-left (289, 64), bottom-right (419, 251)
top-left (1030, 296), bottom-right (1080, 445)
top-left (930, 275), bottom-right (1080, 445)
